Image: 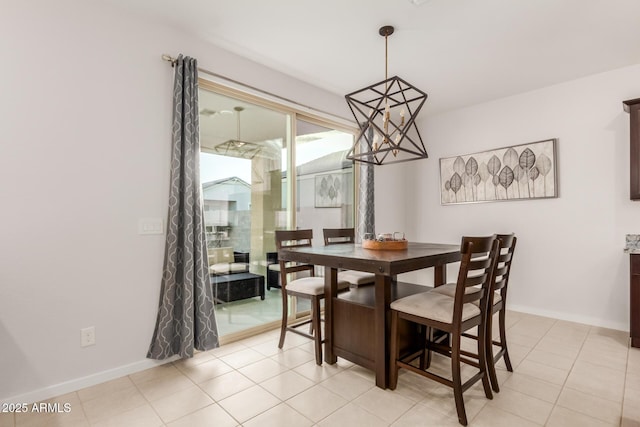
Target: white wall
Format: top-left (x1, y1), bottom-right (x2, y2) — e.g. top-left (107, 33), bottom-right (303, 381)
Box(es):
top-left (0, 0), bottom-right (349, 402)
top-left (399, 63), bottom-right (640, 331)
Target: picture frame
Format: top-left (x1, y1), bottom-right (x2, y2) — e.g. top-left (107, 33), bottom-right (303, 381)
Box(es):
top-left (315, 173), bottom-right (343, 208)
top-left (439, 138), bottom-right (558, 205)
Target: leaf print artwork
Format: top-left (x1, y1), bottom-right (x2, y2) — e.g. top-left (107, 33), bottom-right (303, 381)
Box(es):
top-left (513, 164), bottom-right (526, 198)
top-left (519, 148), bottom-right (536, 197)
top-left (473, 174), bottom-right (481, 200)
top-left (478, 162), bottom-right (490, 199)
top-left (445, 180), bottom-right (451, 202)
top-left (315, 173), bottom-right (343, 207)
top-left (462, 173), bottom-right (473, 201)
top-left (536, 153), bottom-right (553, 196)
top-left (439, 139), bottom-right (556, 204)
top-left (450, 173), bottom-right (462, 202)
top-left (503, 148), bottom-right (518, 169)
top-left (464, 157), bottom-right (479, 201)
top-left (519, 148), bottom-right (536, 170)
top-left (528, 166), bottom-right (540, 197)
top-left (465, 157), bottom-right (478, 176)
top-left (487, 155), bottom-right (501, 199)
top-left (498, 166), bottom-right (515, 199)
top-left (487, 155), bottom-right (501, 176)
top-left (453, 156), bottom-right (466, 175)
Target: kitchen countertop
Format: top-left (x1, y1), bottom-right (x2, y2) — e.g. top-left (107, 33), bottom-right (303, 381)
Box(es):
top-left (625, 234), bottom-right (640, 253)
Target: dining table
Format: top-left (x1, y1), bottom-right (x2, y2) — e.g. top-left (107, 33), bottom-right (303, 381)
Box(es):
top-left (277, 241), bottom-right (461, 388)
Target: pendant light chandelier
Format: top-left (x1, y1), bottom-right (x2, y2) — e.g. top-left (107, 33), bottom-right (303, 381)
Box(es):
top-left (346, 26), bottom-right (428, 165)
top-left (214, 106), bottom-right (262, 159)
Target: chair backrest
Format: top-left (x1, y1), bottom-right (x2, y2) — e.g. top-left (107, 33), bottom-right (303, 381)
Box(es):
top-left (491, 234), bottom-right (517, 302)
top-left (275, 229), bottom-right (315, 285)
top-left (323, 228), bottom-right (355, 245)
top-left (453, 235), bottom-right (500, 323)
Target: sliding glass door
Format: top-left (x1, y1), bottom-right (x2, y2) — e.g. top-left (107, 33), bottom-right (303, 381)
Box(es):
top-left (198, 82), bottom-right (355, 340)
top-left (295, 118), bottom-right (354, 243)
top-left (199, 88), bottom-right (289, 338)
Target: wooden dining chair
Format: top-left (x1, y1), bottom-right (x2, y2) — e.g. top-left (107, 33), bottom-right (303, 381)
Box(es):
top-left (389, 235), bottom-right (500, 426)
top-left (431, 233), bottom-right (517, 392)
top-left (275, 229), bottom-right (350, 365)
top-left (322, 228), bottom-right (375, 287)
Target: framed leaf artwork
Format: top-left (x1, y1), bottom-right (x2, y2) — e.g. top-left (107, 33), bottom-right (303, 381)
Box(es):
top-left (315, 173), bottom-right (343, 208)
top-left (439, 139), bottom-right (558, 205)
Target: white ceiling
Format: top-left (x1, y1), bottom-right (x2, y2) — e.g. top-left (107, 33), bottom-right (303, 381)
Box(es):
top-left (104, 0), bottom-right (640, 115)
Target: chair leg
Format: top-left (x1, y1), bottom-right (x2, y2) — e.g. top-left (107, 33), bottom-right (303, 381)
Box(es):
top-left (498, 308), bottom-right (513, 372)
top-left (389, 311), bottom-right (400, 390)
top-left (478, 318), bottom-right (494, 400)
top-left (485, 312), bottom-right (500, 393)
top-left (312, 297), bottom-right (322, 365)
top-left (278, 291), bottom-right (288, 349)
top-left (419, 326), bottom-right (432, 369)
top-left (451, 332), bottom-right (468, 426)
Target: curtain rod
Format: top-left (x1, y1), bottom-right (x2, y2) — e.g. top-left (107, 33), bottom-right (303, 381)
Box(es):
top-left (161, 54), bottom-right (348, 123)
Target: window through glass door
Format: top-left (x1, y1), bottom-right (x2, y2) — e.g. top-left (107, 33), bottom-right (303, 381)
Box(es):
top-left (197, 83), bottom-right (356, 340)
top-left (295, 118), bottom-right (355, 244)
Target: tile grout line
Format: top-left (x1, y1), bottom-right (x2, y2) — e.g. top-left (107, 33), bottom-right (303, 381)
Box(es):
top-left (619, 341), bottom-right (632, 427)
top-left (470, 315), bottom-right (556, 426)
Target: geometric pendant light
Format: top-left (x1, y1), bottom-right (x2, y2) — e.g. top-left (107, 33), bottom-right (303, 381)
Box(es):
top-left (346, 26), bottom-right (428, 165)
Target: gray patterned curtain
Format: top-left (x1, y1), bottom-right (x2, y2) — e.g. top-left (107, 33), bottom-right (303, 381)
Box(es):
top-left (147, 54), bottom-right (219, 359)
top-left (357, 129), bottom-right (375, 242)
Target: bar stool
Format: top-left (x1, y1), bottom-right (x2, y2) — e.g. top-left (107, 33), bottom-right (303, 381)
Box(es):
top-left (323, 228), bottom-right (375, 287)
top-left (431, 233), bottom-right (517, 392)
top-left (275, 229), bottom-right (350, 365)
top-left (389, 235), bottom-right (500, 426)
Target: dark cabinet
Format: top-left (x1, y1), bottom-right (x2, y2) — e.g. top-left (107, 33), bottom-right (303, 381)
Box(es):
top-left (624, 98), bottom-right (640, 200)
top-left (630, 254), bottom-right (640, 347)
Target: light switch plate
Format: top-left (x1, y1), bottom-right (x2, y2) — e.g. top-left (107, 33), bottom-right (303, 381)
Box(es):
top-left (138, 218), bottom-right (163, 235)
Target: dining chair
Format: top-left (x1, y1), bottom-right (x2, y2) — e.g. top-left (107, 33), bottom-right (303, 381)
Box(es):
top-left (275, 229), bottom-right (350, 365)
top-left (389, 235), bottom-right (500, 426)
top-left (430, 233), bottom-right (517, 392)
top-left (322, 228), bottom-right (375, 287)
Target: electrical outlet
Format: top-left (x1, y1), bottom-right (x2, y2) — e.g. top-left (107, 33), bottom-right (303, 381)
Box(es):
top-left (81, 327), bottom-right (95, 347)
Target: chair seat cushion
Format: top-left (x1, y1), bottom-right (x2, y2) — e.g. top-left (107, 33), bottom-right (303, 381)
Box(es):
top-left (431, 283), bottom-right (502, 305)
top-left (390, 291), bottom-right (481, 324)
top-left (338, 270), bottom-right (375, 286)
top-left (287, 277), bottom-right (350, 296)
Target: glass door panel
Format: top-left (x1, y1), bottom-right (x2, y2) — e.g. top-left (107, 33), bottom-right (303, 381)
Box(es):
top-left (294, 118), bottom-right (354, 316)
top-left (199, 88), bottom-right (289, 337)
top-left (295, 118), bottom-right (355, 243)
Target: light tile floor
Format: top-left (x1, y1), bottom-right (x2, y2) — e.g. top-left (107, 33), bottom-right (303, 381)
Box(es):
top-left (2, 310), bottom-right (639, 426)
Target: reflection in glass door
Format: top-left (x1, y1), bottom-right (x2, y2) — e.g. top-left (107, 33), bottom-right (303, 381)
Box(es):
top-left (197, 83), bottom-right (357, 341)
top-left (294, 118), bottom-right (355, 316)
top-left (198, 87), bottom-right (289, 338)
top-left (295, 118), bottom-right (354, 243)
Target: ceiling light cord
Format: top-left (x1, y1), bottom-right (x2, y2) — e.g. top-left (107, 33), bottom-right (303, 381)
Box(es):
top-left (385, 31), bottom-right (388, 83)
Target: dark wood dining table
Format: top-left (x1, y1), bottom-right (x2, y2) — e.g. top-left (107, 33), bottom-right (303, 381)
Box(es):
top-left (277, 241), bottom-right (461, 388)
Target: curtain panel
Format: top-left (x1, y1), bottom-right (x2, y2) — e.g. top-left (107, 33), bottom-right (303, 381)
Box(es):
top-left (357, 130), bottom-right (375, 241)
top-left (147, 54), bottom-right (219, 359)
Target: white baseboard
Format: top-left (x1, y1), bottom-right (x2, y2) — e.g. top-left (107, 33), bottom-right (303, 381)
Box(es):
top-left (508, 303), bottom-right (629, 332)
top-left (1, 356), bottom-right (179, 405)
